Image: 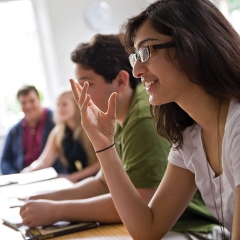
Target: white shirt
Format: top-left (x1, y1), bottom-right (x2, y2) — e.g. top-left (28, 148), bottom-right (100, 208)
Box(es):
top-left (168, 100), bottom-right (240, 232)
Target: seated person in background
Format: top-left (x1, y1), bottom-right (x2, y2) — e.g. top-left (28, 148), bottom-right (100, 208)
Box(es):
top-left (21, 88), bottom-right (99, 183)
top-left (1, 85), bottom-right (65, 175)
top-left (20, 34), bottom-right (218, 239)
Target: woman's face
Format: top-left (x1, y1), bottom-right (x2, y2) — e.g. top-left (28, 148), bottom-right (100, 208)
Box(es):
top-left (132, 20), bottom-right (194, 106)
top-left (57, 94), bottom-right (76, 123)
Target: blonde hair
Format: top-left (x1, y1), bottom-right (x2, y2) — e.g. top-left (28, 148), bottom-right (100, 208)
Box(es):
top-left (54, 88), bottom-right (97, 167)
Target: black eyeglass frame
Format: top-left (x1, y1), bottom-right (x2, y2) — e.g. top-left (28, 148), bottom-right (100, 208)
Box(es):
top-left (128, 41), bottom-right (175, 68)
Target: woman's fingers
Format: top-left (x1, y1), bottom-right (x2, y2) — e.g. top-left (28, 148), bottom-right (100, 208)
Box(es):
top-left (80, 94), bottom-right (91, 114)
top-left (69, 79), bottom-right (89, 109)
top-left (76, 81), bottom-right (83, 94)
top-left (69, 79), bottom-right (81, 103)
top-left (69, 80), bottom-right (93, 120)
top-left (107, 92), bottom-right (117, 119)
top-left (78, 81), bottom-right (89, 109)
top-left (20, 205), bottom-right (31, 226)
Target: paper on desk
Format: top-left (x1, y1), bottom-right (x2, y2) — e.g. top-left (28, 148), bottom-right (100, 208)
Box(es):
top-left (0, 167), bottom-right (58, 186)
top-left (0, 178), bottom-right (74, 200)
top-left (18, 167), bottom-right (58, 185)
top-left (0, 174), bottom-right (19, 187)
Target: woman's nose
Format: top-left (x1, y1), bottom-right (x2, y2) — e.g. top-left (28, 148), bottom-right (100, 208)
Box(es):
top-left (132, 60), bottom-right (146, 79)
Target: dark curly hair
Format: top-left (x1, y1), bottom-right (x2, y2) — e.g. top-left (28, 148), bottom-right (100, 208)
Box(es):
top-left (71, 34), bottom-right (140, 90)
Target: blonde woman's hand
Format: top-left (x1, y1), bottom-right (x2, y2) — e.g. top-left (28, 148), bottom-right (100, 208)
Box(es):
top-left (69, 79), bottom-right (117, 151)
top-left (20, 166), bottom-right (32, 173)
top-left (58, 174), bottom-right (78, 183)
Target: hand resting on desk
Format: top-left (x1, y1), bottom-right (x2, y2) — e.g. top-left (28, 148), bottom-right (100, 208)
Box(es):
top-left (20, 200), bottom-right (60, 228)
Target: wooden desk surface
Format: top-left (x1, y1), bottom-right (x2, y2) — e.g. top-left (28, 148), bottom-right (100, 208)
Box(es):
top-left (0, 178), bottom-right (132, 239)
top-left (0, 221), bottom-right (132, 240)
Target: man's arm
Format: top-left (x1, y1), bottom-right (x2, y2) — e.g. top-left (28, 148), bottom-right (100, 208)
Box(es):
top-left (21, 170), bottom-right (156, 228)
top-left (58, 161), bottom-right (100, 183)
top-left (20, 185), bottom-right (156, 228)
top-left (1, 130), bottom-right (18, 174)
top-left (29, 171), bottom-right (109, 201)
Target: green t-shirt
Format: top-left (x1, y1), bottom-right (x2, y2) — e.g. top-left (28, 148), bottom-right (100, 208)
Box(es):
top-left (114, 83), bottom-right (170, 188)
top-left (172, 191), bottom-right (218, 232)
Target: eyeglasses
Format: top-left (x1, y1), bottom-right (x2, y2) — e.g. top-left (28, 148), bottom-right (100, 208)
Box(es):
top-left (128, 42), bottom-right (175, 68)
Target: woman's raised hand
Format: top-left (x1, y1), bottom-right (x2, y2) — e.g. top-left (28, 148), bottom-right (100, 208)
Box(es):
top-left (69, 79), bottom-right (117, 150)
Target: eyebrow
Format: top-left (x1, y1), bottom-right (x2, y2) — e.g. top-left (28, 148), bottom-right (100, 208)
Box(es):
top-left (135, 38), bottom-right (160, 50)
top-left (78, 76), bottom-right (92, 81)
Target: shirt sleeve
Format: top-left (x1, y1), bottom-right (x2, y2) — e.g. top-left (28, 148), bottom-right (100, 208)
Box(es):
top-left (168, 146), bottom-right (187, 169)
top-left (1, 130), bottom-right (17, 174)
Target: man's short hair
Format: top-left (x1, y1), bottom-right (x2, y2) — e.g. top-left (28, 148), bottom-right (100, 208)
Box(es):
top-left (71, 34), bottom-right (140, 90)
top-left (17, 85), bottom-right (39, 99)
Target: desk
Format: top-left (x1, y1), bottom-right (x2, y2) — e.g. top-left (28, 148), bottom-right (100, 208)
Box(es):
top-left (0, 221), bottom-right (132, 240)
top-left (0, 178), bottom-right (132, 240)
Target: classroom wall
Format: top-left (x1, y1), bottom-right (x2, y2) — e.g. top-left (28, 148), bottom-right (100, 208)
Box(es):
top-left (30, 0), bottom-right (228, 104)
top-left (0, 0), bottom-right (151, 162)
top-left (35, 0), bottom-right (151, 89)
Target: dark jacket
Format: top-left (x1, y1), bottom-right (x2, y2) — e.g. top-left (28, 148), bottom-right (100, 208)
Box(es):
top-left (1, 108), bottom-right (66, 174)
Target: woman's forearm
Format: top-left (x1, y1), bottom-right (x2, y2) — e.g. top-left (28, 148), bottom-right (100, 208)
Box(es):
top-left (96, 147), bottom-right (197, 240)
top-left (21, 159), bottom-right (47, 173)
top-left (95, 147), bottom-right (158, 239)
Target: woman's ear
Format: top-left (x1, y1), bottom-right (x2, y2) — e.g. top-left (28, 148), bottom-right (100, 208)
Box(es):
top-left (114, 70), bottom-right (130, 92)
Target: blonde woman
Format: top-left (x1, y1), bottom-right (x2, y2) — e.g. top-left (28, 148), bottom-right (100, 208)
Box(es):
top-left (21, 88), bottom-right (99, 183)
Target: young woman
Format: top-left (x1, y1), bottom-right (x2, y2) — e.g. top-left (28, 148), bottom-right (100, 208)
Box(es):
top-left (70, 0), bottom-right (240, 239)
top-left (21, 89), bottom-right (99, 183)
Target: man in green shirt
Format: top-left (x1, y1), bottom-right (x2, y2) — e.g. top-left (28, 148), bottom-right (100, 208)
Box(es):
top-left (20, 34), bottom-right (218, 239)
top-left (20, 34), bottom-right (169, 227)
top-left (115, 83), bottom-right (168, 189)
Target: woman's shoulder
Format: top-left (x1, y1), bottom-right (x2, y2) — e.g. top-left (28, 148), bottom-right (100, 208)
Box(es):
top-left (227, 99), bottom-right (240, 117)
top-left (180, 123), bottom-right (201, 155)
top-left (225, 100), bottom-right (240, 127)
top-left (182, 122), bottom-right (199, 140)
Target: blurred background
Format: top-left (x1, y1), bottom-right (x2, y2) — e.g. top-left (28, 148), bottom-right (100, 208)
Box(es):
top-left (0, 0), bottom-right (239, 154)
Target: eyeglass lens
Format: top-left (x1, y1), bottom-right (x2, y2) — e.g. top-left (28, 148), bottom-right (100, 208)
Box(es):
top-left (129, 55), bottom-right (136, 68)
top-left (129, 47), bottom-right (150, 68)
top-left (139, 47), bottom-right (149, 63)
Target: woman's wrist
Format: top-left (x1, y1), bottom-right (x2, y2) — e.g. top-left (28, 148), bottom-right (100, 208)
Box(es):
top-left (95, 143), bottom-right (115, 153)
